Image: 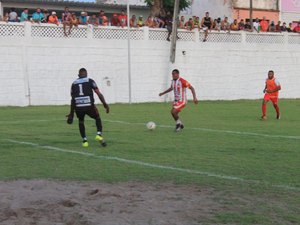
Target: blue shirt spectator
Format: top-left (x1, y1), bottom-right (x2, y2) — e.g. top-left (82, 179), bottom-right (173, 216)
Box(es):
top-left (32, 8), bottom-right (44, 23)
top-left (20, 9), bottom-right (29, 22)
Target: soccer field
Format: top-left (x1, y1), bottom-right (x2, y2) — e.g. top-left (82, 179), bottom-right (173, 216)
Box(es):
top-left (0, 100), bottom-right (299, 224)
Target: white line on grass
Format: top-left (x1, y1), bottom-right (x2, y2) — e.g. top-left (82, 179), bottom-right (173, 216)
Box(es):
top-left (1, 118), bottom-right (299, 140)
top-left (104, 119), bottom-right (300, 140)
top-left (6, 139), bottom-right (300, 192)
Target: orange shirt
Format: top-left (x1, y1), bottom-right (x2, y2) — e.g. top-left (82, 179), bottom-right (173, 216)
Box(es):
top-left (260, 20), bottom-right (269, 32)
top-left (48, 15), bottom-right (58, 24)
top-left (266, 78), bottom-right (280, 97)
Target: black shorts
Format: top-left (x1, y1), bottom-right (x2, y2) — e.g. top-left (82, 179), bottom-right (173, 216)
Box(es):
top-left (75, 105), bottom-right (100, 121)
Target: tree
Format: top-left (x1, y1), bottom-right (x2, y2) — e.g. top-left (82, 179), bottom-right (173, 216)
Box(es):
top-left (144, 0), bottom-right (191, 17)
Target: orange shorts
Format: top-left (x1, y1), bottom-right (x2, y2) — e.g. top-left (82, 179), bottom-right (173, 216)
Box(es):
top-left (173, 101), bottom-right (186, 112)
top-left (264, 94), bottom-right (278, 104)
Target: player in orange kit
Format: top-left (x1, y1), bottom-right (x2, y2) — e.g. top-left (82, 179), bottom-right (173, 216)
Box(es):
top-left (261, 70), bottom-right (281, 120)
top-left (159, 69), bottom-right (198, 131)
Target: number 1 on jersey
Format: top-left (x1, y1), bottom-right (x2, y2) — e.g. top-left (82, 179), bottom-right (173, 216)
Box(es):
top-left (79, 84), bottom-right (84, 96)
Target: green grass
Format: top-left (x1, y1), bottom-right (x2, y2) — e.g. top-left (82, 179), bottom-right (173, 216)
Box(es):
top-left (0, 100), bottom-right (299, 224)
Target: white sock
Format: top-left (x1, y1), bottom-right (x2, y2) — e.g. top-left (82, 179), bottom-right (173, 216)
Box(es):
top-left (176, 119), bottom-right (182, 125)
top-left (97, 132), bottom-right (102, 135)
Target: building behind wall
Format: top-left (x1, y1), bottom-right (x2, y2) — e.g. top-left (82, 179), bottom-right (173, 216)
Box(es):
top-left (233, 0), bottom-right (280, 22)
top-left (280, 0), bottom-right (300, 26)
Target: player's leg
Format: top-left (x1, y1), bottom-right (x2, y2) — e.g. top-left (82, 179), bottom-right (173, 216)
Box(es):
top-left (271, 98), bottom-right (280, 119)
top-left (261, 94), bottom-right (270, 120)
top-left (172, 102), bottom-right (186, 131)
top-left (75, 110), bottom-right (88, 147)
top-left (87, 106), bottom-right (106, 147)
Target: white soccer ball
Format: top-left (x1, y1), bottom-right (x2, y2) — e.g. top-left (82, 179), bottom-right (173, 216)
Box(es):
top-left (146, 121), bottom-right (156, 130)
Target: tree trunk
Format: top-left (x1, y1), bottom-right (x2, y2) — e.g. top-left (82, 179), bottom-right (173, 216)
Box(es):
top-left (150, 0), bottom-right (164, 17)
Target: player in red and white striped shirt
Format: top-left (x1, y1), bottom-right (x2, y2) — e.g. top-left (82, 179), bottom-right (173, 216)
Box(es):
top-left (159, 69), bottom-right (198, 132)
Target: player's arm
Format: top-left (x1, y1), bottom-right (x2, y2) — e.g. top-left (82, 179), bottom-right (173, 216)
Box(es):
top-left (95, 89), bottom-right (109, 113)
top-left (267, 85), bottom-right (281, 93)
top-left (189, 86), bottom-right (198, 104)
top-left (263, 84), bottom-right (267, 93)
top-left (66, 86), bottom-right (75, 124)
top-left (159, 86), bottom-right (173, 96)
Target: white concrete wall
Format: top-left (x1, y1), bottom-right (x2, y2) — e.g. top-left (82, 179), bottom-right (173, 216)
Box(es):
top-left (0, 23), bottom-right (300, 106)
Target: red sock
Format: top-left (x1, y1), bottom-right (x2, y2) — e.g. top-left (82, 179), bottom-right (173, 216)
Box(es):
top-left (262, 104), bottom-right (266, 116)
top-left (274, 105), bottom-right (280, 116)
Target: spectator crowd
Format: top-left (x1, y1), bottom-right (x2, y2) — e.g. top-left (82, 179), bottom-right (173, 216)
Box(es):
top-left (1, 7), bottom-right (300, 38)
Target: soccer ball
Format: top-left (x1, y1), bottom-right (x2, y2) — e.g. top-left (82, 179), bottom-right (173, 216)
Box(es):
top-left (146, 121), bottom-right (156, 130)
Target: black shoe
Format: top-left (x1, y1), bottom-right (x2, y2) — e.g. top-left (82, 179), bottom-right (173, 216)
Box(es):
top-left (101, 140), bottom-right (107, 147)
top-left (167, 37), bottom-right (170, 41)
top-left (180, 124), bottom-right (184, 130)
top-left (175, 123), bottom-right (182, 132)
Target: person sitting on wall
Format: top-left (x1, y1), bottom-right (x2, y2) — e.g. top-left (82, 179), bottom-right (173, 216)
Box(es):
top-left (253, 18), bottom-right (260, 33)
top-left (111, 14), bottom-right (120, 26)
top-left (42, 9), bottom-right (50, 23)
top-left (118, 10), bottom-right (128, 28)
top-left (280, 22), bottom-right (288, 32)
top-left (63, 8), bottom-right (72, 36)
top-left (201, 12), bottom-right (213, 41)
top-left (260, 17), bottom-right (269, 32)
top-left (88, 14), bottom-right (99, 26)
top-left (48, 11), bottom-right (59, 25)
top-left (8, 8), bottom-right (18, 22)
top-left (184, 18), bottom-right (195, 31)
top-left (275, 21), bottom-right (281, 32)
top-left (221, 16), bottom-right (230, 33)
top-left (268, 21), bottom-right (276, 32)
top-left (145, 16), bottom-right (157, 28)
top-left (238, 19), bottom-right (245, 30)
top-left (293, 22), bottom-right (300, 33)
top-left (213, 17), bottom-right (221, 31)
top-left (79, 12), bottom-right (88, 25)
top-left (230, 19), bottom-right (239, 31)
top-left (244, 21), bottom-right (252, 32)
top-left (32, 8), bottom-right (45, 23)
top-left (154, 16), bottom-right (165, 28)
top-left (179, 16), bottom-right (185, 29)
top-left (286, 22), bottom-right (293, 32)
top-left (137, 15), bottom-right (144, 27)
top-left (99, 10), bottom-right (109, 26)
top-left (130, 15), bottom-right (137, 28)
top-left (20, 8), bottom-right (29, 22)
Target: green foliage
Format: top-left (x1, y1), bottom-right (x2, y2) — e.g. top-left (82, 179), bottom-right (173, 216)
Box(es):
top-left (144, 0), bottom-right (191, 13)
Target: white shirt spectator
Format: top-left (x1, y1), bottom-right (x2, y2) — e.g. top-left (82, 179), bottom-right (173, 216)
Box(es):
top-left (9, 11), bottom-right (18, 22)
top-left (253, 21), bottom-right (260, 32)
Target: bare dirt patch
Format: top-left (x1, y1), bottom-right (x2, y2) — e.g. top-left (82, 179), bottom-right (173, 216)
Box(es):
top-left (0, 180), bottom-right (221, 225)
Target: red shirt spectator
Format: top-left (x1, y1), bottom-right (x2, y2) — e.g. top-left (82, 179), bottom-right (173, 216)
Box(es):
top-left (118, 10), bottom-right (127, 27)
top-left (293, 22), bottom-right (300, 33)
top-left (260, 17), bottom-right (269, 32)
top-left (111, 14), bottom-right (120, 26)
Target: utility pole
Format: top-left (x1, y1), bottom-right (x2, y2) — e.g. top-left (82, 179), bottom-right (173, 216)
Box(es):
top-left (170, 0), bottom-right (180, 63)
top-left (250, 0), bottom-right (253, 30)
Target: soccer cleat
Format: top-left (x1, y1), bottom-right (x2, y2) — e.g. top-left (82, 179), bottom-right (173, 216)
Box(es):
top-left (276, 114), bottom-right (281, 120)
top-left (95, 135), bottom-right (103, 141)
top-left (261, 116), bottom-right (267, 120)
top-left (175, 123), bottom-right (183, 132)
top-left (101, 140), bottom-right (107, 147)
top-left (82, 141), bottom-right (89, 148)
